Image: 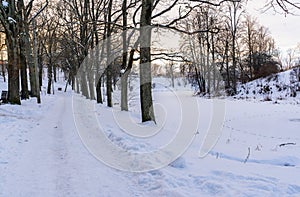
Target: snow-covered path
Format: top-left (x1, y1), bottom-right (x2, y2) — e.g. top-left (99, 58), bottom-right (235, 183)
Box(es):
top-left (1, 87), bottom-right (300, 196)
top-left (0, 92), bottom-right (132, 197)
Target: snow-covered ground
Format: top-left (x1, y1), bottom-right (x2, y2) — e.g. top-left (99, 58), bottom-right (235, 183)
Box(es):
top-left (1, 73), bottom-right (300, 196)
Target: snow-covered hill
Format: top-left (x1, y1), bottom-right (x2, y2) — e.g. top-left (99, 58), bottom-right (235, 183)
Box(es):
top-left (236, 68), bottom-right (300, 103)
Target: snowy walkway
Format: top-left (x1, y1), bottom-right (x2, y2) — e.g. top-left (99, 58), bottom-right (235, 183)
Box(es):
top-left (1, 89), bottom-right (300, 196)
top-left (0, 92), bottom-right (133, 196)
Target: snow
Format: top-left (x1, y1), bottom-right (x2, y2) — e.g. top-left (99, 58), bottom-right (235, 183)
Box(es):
top-left (7, 17), bottom-right (16, 24)
top-left (1, 72), bottom-right (300, 196)
top-left (2, 1), bottom-right (8, 8)
top-left (120, 69), bottom-right (126, 74)
top-left (236, 68), bottom-right (300, 104)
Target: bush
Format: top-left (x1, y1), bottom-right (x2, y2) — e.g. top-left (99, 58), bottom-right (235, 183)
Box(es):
top-left (255, 63), bottom-right (280, 79)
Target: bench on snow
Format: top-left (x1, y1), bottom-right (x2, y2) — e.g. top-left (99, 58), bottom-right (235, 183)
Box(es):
top-left (0, 90), bottom-right (8, 104)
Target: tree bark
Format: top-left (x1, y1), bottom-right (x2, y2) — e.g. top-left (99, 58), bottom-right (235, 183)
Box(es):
top-left (6, 3), bottom-right (21, 105)
top-left (140, 0), bottom-right (155, 122)
top-left (22, 16), bottom-right (39, 99)
top-left (106, 0), bottom-right (113, 107)
top-left (20, 40), bottom-right (29, 100)
top-left (121, 0), bottom-right (129, 111)
top-left (7, 36), bottom-right (21, 104)
top-left (47, 63), bottom-right (52, 94)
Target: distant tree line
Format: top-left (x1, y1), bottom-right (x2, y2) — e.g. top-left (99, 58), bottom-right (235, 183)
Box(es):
top-left (179, 1), bottom-right (281, 96)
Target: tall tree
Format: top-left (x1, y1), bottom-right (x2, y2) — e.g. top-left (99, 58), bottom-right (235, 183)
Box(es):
top-left (0, 0), bottom-right (21, 104)
top-left (225, 0), bottom-right (243, 94)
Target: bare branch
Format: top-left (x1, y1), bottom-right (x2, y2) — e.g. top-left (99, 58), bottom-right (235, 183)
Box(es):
top-left (152, 0), bottom-right (179, 19)
top-left (189, 0), bottom-right (241, 7)
top-left (29, 0), bottom-right (49, 22)
top-left (264, 0), bottom-right (300, 14)
top-left (152, 24), bottom-right (220, 35)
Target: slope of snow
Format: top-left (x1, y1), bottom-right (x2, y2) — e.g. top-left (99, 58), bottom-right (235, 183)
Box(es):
top-left (1, 74), bottom-right (300, 196)
top-left (236, 68), bottom-right (300, 104)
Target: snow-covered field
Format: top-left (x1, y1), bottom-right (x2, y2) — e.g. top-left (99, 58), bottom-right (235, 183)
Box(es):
top-left (1, 73), bottom-right (300, 196)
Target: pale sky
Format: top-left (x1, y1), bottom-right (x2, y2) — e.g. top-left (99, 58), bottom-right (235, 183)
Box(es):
top-left (246, 0), bottom-right (300, 52)
top-left (154, 0), bottom-right (300, 57)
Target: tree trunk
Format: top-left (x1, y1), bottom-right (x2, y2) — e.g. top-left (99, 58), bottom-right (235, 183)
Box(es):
top-left (121, 0), bottom-right (129, 111)
top-left (53, 64), bottom-right (57, 82)
top-left (96, 77), bottom-right (103, 104)
top-left (121, 48), bottom-right (135, 110)
top-left (7, 37), bottom-right (21, 105)
top-left (81, 71), bottom-right (89, 98)
top-left (140, 0), bottom-right (155, 122)
top-left (106, 0), bottom-right (113, 107)
top-left (170, 63), bottom-right (175, 88)
top-left (20, 41), bottom-right (29, 99)
top-left (47, 63), bottom-right (52, 94)
top-left (121, 74), bottom-right (129, 110)
top-left (88, 70), bottom-right (95, 100)
top-left (38, 41), bottom-right (43, 89)
top-left (205, 12), bottom-right (210, 94)
top-left (24, 21), bottom-right (39, 97)
top-left (1, 63), bottom-right (5, 82)
top-left (19, 4), bottom-right (29, 100)
top-left (33, 19), bottom-right (41, 103)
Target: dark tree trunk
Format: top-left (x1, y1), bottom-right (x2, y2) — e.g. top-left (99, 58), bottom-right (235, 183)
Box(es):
top-left (106, 64), bottom-right (113, 107)
top-left (47, 63), bottom-right (52, 94)
top-left (37, 41), bottom-right (43, 89)
top-left (96, 78), bottom-right (103, 104)
top-left (53, 64), bottom-right (57, 83)
top-left (6, 4), bottom-right (21, 105)
top-left (20, 43), bottom-right (29, 99)
top-left (1, 63), bottom-right (5, 82)
top-left (140, 0), bottom-right (155, 122)
top-left (106, 0), bottom-right (113, 107)
top-left (7, 37), bottom-right (21, 105)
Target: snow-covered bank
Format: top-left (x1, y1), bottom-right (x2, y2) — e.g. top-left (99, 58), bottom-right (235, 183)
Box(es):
top-left (1, 74), bottom-right (300, 196)
top-left (236, 68), bottom-right (300, 104)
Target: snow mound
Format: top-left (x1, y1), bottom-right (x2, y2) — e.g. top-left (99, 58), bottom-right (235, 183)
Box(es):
top-left (169, 157), bottom-right (186, 169)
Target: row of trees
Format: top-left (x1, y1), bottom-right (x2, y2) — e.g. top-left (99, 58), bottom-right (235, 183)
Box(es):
top-left (179, 1), bottom-right (280, 96)
top-left (284, 44), bottom-right (300, 69)
top-left (0, 0), bottom-right (299, 122)
top-left (0, 0), bottom-right (47, 104)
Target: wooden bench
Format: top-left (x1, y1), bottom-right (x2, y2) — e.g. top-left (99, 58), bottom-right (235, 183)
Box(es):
top-left (1, 90), bottom-right (8, 103)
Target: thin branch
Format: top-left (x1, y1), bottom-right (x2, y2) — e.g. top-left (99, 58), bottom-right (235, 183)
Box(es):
top-left (29, 0), bottom-right (49, 23)
top-left (189, 0), bottom-right (241, 7)
top-left (152, 24), bottom-right (220, 35)
top-left (244, 147), bottom-right (250, 163)
top-left (152, 0), bottom-right (179, 19)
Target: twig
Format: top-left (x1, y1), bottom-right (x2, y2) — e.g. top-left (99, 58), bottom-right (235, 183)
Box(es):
top-left (279, 142), bottom-right (296, 147)
top-left (244, 147), bottom-right (250, 163)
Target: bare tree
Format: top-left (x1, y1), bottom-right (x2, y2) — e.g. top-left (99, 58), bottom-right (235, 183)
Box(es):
top-left (224, 0), bottom-right (244, 94)
top-left (0, 0), bottom-right (21, 104)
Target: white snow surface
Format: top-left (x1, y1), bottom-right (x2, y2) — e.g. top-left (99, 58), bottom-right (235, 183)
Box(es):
top-left (1, 74), bottom-right (300, 196)
top-left (2, 1), bottom-right (8, 8)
